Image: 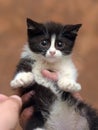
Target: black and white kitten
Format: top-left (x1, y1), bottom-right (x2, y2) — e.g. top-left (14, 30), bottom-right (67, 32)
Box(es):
top-left (10, 19), bottom-right (98, 130)
top-left (10, 18), bottom-right (81, 92)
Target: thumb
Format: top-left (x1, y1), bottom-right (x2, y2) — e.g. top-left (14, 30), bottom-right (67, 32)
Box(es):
top-left (0, 95), bottom-right (22, 130)
top-left (9, 95), bottom-right (22, 111)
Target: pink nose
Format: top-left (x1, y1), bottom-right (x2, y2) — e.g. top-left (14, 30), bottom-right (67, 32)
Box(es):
top-left (49, 51), bottom-right (56, 56)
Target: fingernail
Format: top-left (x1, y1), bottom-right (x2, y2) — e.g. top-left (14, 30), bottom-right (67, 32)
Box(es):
top-left (29, 91), bottom-right (35, 96)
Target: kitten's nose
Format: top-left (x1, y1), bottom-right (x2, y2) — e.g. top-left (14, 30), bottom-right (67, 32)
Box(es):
top-left (49, 51), bottom-right (56, 56)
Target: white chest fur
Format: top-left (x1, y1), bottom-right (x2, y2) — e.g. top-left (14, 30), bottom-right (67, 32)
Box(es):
top-left (32, 53), bottom-right (77, 91)
top-left (32, 59), bottom-right (58, 89)
top-left (21, 45), bottom-right (80, 92)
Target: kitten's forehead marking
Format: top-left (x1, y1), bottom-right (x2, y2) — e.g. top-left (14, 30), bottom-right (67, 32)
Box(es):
top-left (50, 34), bottom-right (56, 50)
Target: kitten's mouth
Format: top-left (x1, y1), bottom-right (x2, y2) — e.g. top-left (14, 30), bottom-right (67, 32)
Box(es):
top-left (47, 69), bottom-right (55, 72)
top-left (46, 55), bottom-right (58, 59)
top-left (45, 55), bottom-right (61, 63)
top-left (46, 57), bottom-right (58, 62)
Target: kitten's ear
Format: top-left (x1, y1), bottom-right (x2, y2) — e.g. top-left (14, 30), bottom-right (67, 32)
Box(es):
top-left (26, 18), bottom-right (42, 30)
top-left (62, 24), bottom-right (82, 41)
top-left (26, 18), bottom-right (46, 38)
top-left (64, 24), bottom-right (82, 34)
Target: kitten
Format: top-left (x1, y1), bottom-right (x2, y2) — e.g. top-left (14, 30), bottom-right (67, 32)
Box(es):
top-left (10, 18), bottom-right (82, 92)
top-left (10, 19), bottom-right (98, 130)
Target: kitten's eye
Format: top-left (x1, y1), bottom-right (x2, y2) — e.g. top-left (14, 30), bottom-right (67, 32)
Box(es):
top-left (40, 40), bottom-right (48, 47)
top-left (56, 42), bottom-right (65, 49)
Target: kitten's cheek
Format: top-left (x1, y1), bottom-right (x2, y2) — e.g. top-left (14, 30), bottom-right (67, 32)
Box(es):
top-left (20, 107), bottom-right (34, 128)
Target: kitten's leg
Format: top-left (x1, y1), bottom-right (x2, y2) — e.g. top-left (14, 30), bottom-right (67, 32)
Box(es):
top-left (10, 58), bottom-right (34, 88)
top-left (57, 65), bottom-right (81, 92)
top-left (57, 61), bottom-right (82, 92)
top-left (58, 78), bottom-right (81, 92)
top-left (10, 72), bottom-right (33, 88)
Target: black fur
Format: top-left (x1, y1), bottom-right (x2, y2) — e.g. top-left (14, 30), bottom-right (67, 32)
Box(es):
top-left (20, 83), bottom-right (98, 130)
top-left (15, 58), bottom-right (35, 74)
top-left (27, 18), bottom-right (82, 55)
top-left (20, 83), bottom-right (57, 130)
top-left (14, 19), bottom-right (82, 76)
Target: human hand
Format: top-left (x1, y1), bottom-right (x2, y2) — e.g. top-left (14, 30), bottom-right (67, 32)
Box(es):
top-left (0, 94), bottom-right (22, 130)
top-left (20, 91), bottom-right (35, 129)
top-left (41, 69), bottom-right (58, 81)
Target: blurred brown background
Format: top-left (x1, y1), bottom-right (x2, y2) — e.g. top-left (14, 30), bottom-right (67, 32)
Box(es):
top-left (0, 0), bottom-right (98, 129)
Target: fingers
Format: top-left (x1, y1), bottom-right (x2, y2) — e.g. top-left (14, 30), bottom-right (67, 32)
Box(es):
top-left (41, 69), bottom-right (58, 81)
top-left (0, 94), bottom-right (22, 110)
top-left (0, 94), bottom-right (8, 102)
top-left (72, 93), bottom-right (83, 101)
top-left (20, 107), bottom-right (34, 128)
top-left (21, 91), bottom-right (35, 104)
top-left (10, 95), bottom-right (22, 109)
top-left (20, 91), bottom-right (35, 128)
top-left (0, 95), bottom-right (22, 130)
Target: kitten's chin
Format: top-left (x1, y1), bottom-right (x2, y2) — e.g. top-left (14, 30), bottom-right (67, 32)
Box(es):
top-left (47, 59), bottom-right (57, 63)
top-left (45, 57), bottom-right (61, 63)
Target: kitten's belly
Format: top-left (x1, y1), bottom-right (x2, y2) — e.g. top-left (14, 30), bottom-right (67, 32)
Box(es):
top-left (45, 100), bottom-right (89, 130)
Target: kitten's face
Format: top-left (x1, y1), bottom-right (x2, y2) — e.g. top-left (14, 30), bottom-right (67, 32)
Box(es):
top-left (27, 18), bottom-right (81, 62)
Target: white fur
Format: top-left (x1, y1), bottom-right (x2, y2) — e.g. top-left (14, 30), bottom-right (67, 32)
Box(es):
top-left (47, 34), bottom-right (56, 56)
top-left (20, 44), bottom-right (81, 92)
top-left (46, 35), bottom-right (62, 63)
top-left (44, 99), bottom-right (89, 130)
top-left (10, 72), bottom-right (33, 88)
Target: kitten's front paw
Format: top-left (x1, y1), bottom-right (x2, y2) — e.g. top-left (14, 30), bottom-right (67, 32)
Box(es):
top-left (10, 72), bottom-right (33, 88)
top-left (58, 79), bottom-right (81, 92)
